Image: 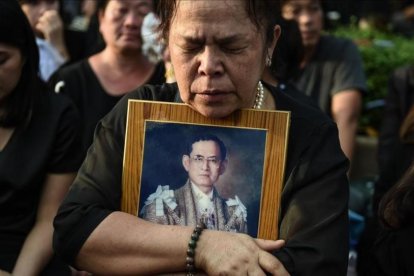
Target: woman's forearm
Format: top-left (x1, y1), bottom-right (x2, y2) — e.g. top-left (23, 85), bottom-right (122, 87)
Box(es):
top-left (75, 212), bottom-right (192, 275)
top-left (12, 221), bottom-right (54, 276)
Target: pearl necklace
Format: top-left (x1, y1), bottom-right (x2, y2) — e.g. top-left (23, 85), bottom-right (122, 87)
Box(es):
top-left (253, 81), bottom-right (265, 109)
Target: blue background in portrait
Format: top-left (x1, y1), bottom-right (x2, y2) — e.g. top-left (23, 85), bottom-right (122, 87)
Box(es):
top-left (139, 121), bottom-right (267, 238)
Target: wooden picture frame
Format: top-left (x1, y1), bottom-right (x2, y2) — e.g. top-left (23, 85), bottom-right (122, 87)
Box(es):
top-left (122, 100), bottom-right (290, 240)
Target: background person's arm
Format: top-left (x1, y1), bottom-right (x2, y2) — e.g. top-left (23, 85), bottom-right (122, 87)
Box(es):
top-left (12, 173), bottom-right (75, 276)
top-left (331, 89), bottom-right (362, 162)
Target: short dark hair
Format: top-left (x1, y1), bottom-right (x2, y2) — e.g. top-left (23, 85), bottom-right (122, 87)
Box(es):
top-left (97, 0), bottom-right (157, 12)
top-left (156, 0), bottom-right (281, 46)
top-left (281, 0), bottom-right (322, 7)
top-left (187, 134), bottom-right (227, 161)
top-left (270, 18), bottom-right (304, 82)
top-left (17, 0), bottom-right (58, 5)
top-left (0, 0), bottom-right (45, 127)
top-left (96, 0), bottom-right (110, 12)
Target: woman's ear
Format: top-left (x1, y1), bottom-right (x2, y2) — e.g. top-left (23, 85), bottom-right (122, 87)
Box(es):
top-left (269, 24), bottom-right (281, 57)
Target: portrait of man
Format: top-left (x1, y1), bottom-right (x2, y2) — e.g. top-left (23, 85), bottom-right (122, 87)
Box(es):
top-left (141, 133), bottom-right (248, 233)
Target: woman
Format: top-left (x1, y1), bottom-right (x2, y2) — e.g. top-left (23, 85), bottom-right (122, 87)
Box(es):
top-left (18, 0), bottom-right (87, 81)
top-left (0, 0), bottom-right (82, 275)
top-left (53, 1), bottom-right (349, 275)
top-left (367, 161), bottom-right (414, 275)
top-left (357, 78), bottom-right (414, 275)
top-left (49, 0), bottom-right (165, 158)
top-left (375, 66), bottom-right (414, 211)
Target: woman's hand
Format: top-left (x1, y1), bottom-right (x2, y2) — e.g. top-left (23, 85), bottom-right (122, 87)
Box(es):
top-left (196, 231), bottom-right (290, 276)
top-left (36, 10), bottom-right (69, 60)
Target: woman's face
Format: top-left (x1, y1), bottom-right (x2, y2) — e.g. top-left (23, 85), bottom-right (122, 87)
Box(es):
top-left (169, 0), bottom-right (277, 118)
top-left (20, 0), bottom-right (59, 36)
top-left (0, 43), bottom-right (24, 102)
top-left (99, 0), bottom-right (152, 53)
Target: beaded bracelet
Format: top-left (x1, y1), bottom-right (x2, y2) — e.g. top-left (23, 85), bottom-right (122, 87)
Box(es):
top-left (186, 223), bottom-right (206, 276)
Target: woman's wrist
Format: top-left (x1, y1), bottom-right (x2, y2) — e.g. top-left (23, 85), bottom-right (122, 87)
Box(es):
top-left (186, 223), bottom-right (206, 276)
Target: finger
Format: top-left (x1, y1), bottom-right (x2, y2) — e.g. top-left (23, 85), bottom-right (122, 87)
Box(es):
top-left (42, 10), bottom-right (59, 19)
top-left (255, 239), bottom-right (285, 251)
top-left (258, 251), bottom-right (290, 276)
top-left (35, 21), bottom-right (46, 33)
top-left (247, 266), bottom-right (266, 276)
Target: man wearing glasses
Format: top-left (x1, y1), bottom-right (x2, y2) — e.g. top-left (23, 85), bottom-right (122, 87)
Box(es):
top-left (141, 134), bottom-right (248, 234)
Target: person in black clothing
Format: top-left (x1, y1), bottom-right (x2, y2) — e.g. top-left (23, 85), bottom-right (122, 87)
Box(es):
top-left (280, 0), bottom-right (367, 163)
top-left (357, 66), bottom-right (414, 275)
top-left (375, 66), bottom-right (414, 211)
top-left (369, 161), bottom-right (414, 275)
top-left (49, 0), bottom-right (165, 158)
top-left (0, 0), bottom-right (82, 274)
top-left (53, 1), bottom-right (349, 275)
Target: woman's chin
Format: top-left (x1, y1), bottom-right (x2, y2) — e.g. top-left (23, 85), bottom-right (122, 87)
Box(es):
top-left (191, 105), bottom-right (237, 119)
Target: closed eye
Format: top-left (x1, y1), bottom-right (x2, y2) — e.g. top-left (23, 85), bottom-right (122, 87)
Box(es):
top-left (181, 45), bottom-right (203, 53)
top-left (0, 55), bottom-right (8, 65)
top-left (221, 45), bottom-right (246, 54)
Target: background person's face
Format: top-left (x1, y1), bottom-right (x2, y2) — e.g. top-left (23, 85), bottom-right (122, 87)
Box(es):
top-left (0, 43), bottom-right (24, 102)
top-left (282, 0), bottom-right (323, 48)
top-left (183, 140), bottom-right (226, 193)
top-left (99, 0), bottom-right (152, 53)
top-left (21, 0), bottom-right (59, 35)
top-left (169, 0), bottom-right (270, 118)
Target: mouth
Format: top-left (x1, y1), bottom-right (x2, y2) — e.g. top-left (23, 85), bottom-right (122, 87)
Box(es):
top-left (301, 30), bottom-right (317, 40)
top-left (121, 33), bottom-right (141, 40)
top-left (194, 90), bottom-right (231, 103)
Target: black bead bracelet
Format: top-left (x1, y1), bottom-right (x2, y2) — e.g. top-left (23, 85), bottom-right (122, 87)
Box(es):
top-left (186, 223), bottom-right (206, 276)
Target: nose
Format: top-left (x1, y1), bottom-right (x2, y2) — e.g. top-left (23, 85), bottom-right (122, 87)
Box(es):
top-left (298, 11), bottom-right (313, 27)
top-left (124, 12), bottom-right (144, 28)
top-left (201, 159), bottom-right (210, 170)
top-left (197, 47), bottom-right (224, 77)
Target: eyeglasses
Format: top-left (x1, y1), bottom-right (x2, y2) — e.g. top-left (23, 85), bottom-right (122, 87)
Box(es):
top-left (190, 155), bottom-right (221, 167)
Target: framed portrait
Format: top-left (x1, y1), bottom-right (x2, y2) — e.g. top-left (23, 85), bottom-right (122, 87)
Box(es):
top-left (122, 100), bottom-right (290, 240)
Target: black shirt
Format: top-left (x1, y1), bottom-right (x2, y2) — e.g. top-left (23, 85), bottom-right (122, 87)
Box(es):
top-left (53, 83), bottom-right (349, 275)
top-left (0, 91), bottom-right (82, 271)
top-left (49, 60), bottom-right (166, 157)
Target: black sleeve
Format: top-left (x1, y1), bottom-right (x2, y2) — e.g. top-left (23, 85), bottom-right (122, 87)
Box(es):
top-left (378, 70), bottom-right (404, 173)
top-left (48, 94), bottom-right (83, 173)
top-left (375, 70), bottom-right (406, 210)
top-left (274, 121), bottom-right (349, 276)
top-left (53, 84), bottom-right (177, 264)
top-left (53, 93), bottom-right (128, 264)
top-left (331, 39), bottom-right (367, 96)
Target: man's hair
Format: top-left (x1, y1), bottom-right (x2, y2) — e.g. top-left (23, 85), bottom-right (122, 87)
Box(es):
top-left (96, 0), bottom-right (157, 12)
top-left (270, 18), bottom-right (304, 82)
top-left (17, 0), bottom-right (58, 5)
top-left (281, 0), bottom-right (322, 6)
top-left (156, 0), bottom-right (281, 46)
top-left (187, 134), bottom-right (227, 161)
